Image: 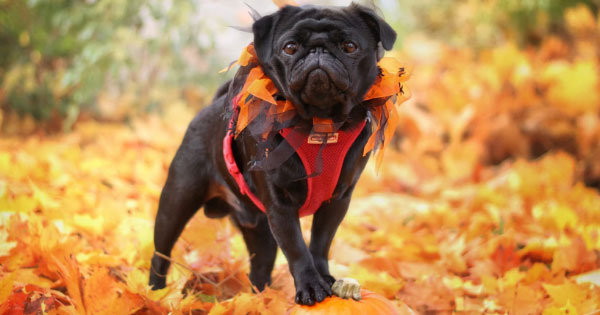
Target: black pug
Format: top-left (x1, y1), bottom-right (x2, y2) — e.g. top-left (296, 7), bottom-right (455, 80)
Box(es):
top-left (149, 3), bottom-right (396, 306)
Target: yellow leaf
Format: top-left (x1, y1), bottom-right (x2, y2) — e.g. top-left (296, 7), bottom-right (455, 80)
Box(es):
top-left (543, 300), bottom-right (579, 315)
top-left (7, 269), bottom-right (54, 288)
top-left (543, 281), bottom-right (598, 314)
top-left (208, 303), bottom-right (229, 315)
top-left (349, 264), bottom-right (404, 298)
top-left (0, 272), bottom-right (16, 304)
top-left (71, 214), bottom-right (105, 235)
top-left (532, 201), bottom-right (578, 232)
top-left (542, 60), bottom-right (600, 115)
top-left (501, 268), bottom-right (525, 288)
top-left (0, 229), bottom-right (16, 257)
top-left (482, 275), bottom-right (498, 295)
top-left (455, 296), bottom-right (465, 312)
top-left (565, 4), bottom-right (596, 34)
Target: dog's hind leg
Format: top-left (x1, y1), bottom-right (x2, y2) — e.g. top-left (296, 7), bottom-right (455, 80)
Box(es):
top-left (149, 145), bottom-right (209, 290)
top-left (231, 212), bottom-right (278, 291)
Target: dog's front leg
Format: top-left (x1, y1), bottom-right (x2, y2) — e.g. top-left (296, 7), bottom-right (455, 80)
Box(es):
top-left (309, 197), bottom-right (351, 285)
top-left (266, 206), bottom-right (333, 305)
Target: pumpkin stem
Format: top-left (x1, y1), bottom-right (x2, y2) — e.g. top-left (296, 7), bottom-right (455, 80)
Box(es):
top-left (332, 278), bottom-right (362, 301)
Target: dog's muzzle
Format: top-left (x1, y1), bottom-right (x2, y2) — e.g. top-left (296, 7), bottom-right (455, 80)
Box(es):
top-left (301, 68), bottom-right (334, 108)
top-left (290, 49), bottom-right (351, 116)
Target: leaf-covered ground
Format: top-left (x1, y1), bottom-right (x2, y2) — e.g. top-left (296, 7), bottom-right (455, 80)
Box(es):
top-left (3, 7), bottom-right (600, 313)
top-left (1, 109), bottom-right (599, 314)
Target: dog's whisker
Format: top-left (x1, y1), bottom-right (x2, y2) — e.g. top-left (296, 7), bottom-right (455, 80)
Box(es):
top-left (229, 25), bottom-right (253, 33)
top-left (244, 2), bottom-right (262, 21)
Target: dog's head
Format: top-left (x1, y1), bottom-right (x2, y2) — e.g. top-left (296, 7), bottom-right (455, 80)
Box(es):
top-left (252, 3), bottom-right (396, 120)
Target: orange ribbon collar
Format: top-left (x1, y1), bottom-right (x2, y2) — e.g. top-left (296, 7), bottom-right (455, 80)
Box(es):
top-left (227, 43), bottom-right (411, 167)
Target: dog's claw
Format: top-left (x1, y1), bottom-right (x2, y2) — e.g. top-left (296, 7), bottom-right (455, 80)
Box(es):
top-left (296, 290), bottom-right (316, 305)
top-left (294, 271), bottom-right (332, 305)
top-left (321, 274), bottom-right (336, 286)
top-left (332, 278), bottom-right (361, 301)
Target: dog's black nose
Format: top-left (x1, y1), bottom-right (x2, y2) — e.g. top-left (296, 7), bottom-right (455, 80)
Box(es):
top-left (309, 47), bottom-right (328, 54)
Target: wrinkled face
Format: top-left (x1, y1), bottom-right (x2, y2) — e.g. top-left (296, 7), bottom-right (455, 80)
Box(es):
top-left (252, 4), bottom-right (396, 120)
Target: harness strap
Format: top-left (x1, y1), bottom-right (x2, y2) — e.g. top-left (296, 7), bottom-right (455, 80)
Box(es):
top-left (223, 96), bottom-right (366, 217)
top-left (279, 121), bottom-right (366, 217)
top-left (223, 95), bottom-right (266, 211)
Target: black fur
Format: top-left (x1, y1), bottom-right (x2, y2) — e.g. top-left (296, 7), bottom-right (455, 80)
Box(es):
top-left (149, 3), bottom-right (396, 306)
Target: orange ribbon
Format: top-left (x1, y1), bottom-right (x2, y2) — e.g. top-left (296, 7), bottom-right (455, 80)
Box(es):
top-left (230, 43), bottom-right (411, 168)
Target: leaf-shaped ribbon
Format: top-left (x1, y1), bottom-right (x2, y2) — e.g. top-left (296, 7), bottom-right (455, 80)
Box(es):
top-left (272, 0), bottom-right (299, 8)
top-left (231, 43), bottom-right (411, 159)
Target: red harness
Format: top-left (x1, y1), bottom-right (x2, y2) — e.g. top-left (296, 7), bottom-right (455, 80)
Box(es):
top-left (223, 96), bottom-right (366, 217)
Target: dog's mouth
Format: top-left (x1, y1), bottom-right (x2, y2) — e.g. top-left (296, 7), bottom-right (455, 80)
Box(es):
top-left (300, 69), bottom-right (340, 116)
top-left (291, 65), bottom-right (353, 119)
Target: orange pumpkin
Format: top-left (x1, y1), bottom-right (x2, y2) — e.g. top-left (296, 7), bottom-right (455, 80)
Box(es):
top-left (289, 289), bottom-right (402, 315)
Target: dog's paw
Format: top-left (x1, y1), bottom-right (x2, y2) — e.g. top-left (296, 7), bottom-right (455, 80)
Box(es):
top-left (294, 270), bottom-right (333, 305)
top-left (321, 274), bottom-right (336, 286)
top-left (148, 272), bottom-right (166, 290)
top-left (332, 277), bottom-right (361, 301)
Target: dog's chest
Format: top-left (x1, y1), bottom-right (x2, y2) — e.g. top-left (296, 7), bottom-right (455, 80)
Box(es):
top-left (278, 122), bottom-right (366, 216)
top-left (223, 117), bottom-right (366, 216)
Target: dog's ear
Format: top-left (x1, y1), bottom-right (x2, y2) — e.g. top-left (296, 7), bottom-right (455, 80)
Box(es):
top-left (252, 13), bottom-right (275, 63)
top-left (349, 3), bottom-right (396, 50)
top-left (252, 5), bottom-right (301, 63)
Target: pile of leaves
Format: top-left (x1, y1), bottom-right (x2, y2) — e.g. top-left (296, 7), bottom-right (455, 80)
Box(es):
top-left (396, 4), bottom-right (600, 189)
top-left (1, 107), bottom-right (599, 315)
top-left (2, 4), bottom-right (600, 315)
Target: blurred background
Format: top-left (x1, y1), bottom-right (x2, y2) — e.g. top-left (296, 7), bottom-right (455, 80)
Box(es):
top-left (2, 1), bottom-right (600, 313)
top-left (2, 0), bottom-right (600, 189)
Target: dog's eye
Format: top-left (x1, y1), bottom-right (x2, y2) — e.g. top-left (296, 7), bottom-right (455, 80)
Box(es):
top-left (341, 41), bottom-right (357, 53)
top-left (283, 42), bottom-right (298, 55)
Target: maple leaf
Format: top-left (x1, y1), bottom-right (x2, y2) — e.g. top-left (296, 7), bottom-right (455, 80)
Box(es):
top-left (83, 267), bottom-right (145, 315)
top-left (543, 280), bottom-right (599, 314)
top-left (490, 237), bottom-right (521, 273)
top-left (4, 6), bottom-right (600, 314)
top-left (498, 284), bottom-right (542, 315)
top-left (0, 284), bottom-right (75, 315)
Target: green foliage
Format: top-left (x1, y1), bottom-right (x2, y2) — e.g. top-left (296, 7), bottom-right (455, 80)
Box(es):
top-left (2, 0), bottom-right (598, 129)
top-left (383, 0), bottom-right (598, 48)
top-left (0, 0), bottom-right (221, 128)
top-left (498, 0), bottom-right (598, 45)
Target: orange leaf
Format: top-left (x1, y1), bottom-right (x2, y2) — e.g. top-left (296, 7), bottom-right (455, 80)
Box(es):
top-left (498, 285), bottom-right (542, 315)
top-left (84, 267), bottom-right (144, 315)
top-left (48, 254), bottom-right (86, 314)
top-left (543, 280), bottom-right (598, 314)
top-left (491, 238), bottom-right (521, 273)
top-left (272, 0), bottom-right (299, 8)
